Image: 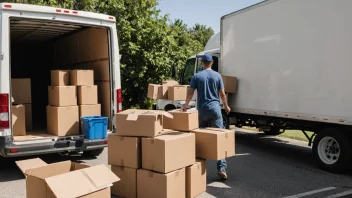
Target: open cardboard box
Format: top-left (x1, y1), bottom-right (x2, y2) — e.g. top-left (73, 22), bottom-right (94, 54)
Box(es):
top-left (16, 158), bottom-right (120, 198)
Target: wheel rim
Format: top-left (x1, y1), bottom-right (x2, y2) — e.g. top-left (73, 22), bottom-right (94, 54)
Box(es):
top-left (317, 136), bottom-right (340, 165)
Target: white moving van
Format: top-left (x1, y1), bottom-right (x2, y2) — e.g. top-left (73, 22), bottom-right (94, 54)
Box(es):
top-left (0, 3), bottom-right (121, 157)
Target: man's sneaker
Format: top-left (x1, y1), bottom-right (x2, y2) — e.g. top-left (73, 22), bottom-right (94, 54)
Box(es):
top-left (218, 171), bottom-right (228, 180)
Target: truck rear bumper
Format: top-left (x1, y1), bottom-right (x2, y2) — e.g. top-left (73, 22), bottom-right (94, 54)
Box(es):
top-left (0, 136), bottom-right (107, 157)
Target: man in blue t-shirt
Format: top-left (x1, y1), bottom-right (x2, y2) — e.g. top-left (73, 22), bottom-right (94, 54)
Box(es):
top-left (181, 53), bottom-right (231, 180)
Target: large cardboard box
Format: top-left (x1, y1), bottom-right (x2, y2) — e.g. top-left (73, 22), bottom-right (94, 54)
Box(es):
top-left (116, 109), bottom-right (173, 137)
top-left (192, 128), bottom-right (235, 160)
top-left (70, 70), bottom-right (94, 86)
top-left (221, 75), bottom-right (237, 93)
top-left (16, 158), bottom-right (119, 198)
top-left (137, 168), bottom-right (185, 198)
top-left (91, 28), bottom-right (109, 60)
top-left (108, 134), bottom-right (141, 168)
top-left (78, 29), bottom-right (91, 62)
top-left (47, 106), bottom-right (79, 136)
top-left (12, 105), bottom-right (26, 136)
top-left (96, 81), bottom-right (110, 118)
top-left (48, 86), bottom-right (77, 107)
top-left (111, 166), bottom-right (137, 198)
top-left (11, 78), bottom-right (31, 104)
top-left (147, 84), bottom-right (162, 100)
top-left (78, 85), bottom-right (98, 105)
top-left (168, 86), bottom-right (188, 101)
top-left (142, 131), bottom-right (195, 173)
top-left (91, 60), bottom-right (109, 81)
top-left (186, 160), bottom-right (207, 198)
top-left (51, 70), bottom-right (70, 86)
top-left (24, 104), bottom-right (32, 131)
top-left (163, 109), bottom-right (198, 131)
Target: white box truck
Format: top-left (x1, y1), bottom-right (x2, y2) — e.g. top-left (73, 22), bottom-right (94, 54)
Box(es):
top-left (159, 0), bottom-right (352, 173)
top-left (0, 3), bottom-right (122, 157)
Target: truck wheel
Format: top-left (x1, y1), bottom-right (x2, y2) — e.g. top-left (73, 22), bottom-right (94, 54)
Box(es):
top-left (263, 127), bottom-right (281, 136)
top-left (222, 113), bottom-right (230, 129)
top-left (312, 129), bottom-right (351, 173)
top-left (83, 148), bottom-right (104, 157)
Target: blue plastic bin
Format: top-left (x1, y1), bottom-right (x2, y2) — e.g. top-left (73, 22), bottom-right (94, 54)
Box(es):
top-left (81, 116), bottom-right (108, 140)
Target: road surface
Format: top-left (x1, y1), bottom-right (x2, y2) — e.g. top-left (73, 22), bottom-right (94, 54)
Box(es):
top-left (0, 130), bottom-right (351, 198)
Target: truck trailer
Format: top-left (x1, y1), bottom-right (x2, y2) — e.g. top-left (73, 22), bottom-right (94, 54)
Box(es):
top-left (221, 0), bottom-right (352, 173)
top-left (0, 3), bottom-right (122, 158)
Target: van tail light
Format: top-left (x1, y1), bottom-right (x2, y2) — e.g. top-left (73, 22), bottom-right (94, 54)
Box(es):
top-left (0, 94), bottom-right (9, 129)
top-left (116, 89), bottom-right (122, 112)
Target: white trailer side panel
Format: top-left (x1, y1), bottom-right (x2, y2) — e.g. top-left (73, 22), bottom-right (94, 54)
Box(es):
top-left (221, 0), bottom-right (352, 124)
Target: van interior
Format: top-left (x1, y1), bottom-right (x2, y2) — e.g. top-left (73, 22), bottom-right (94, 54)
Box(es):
top-left (10, 18), bottom-right (112, 141)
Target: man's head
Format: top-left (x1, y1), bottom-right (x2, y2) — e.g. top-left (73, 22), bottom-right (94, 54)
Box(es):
top-left (201, 53), bottom-right (213, 69)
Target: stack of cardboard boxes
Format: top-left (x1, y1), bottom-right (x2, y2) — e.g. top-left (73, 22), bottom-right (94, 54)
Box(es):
top-left (108, 108), bottom-right (235, 198)
top-left (47, 70), bottom-right (101, 136)
top-left (148, 80), bottom-right (188, 101)
top-left (11, 78), bottom-right (32, 136)
top-left (108, 109), bottom-right (197, 198)
top-left (16, 158), bottom-right (120, 198)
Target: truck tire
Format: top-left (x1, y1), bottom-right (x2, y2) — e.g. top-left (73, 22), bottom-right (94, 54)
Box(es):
top-left (83, 148), bottom-right (104, 157)
top-left (312, 129), bottom-right (351, 173)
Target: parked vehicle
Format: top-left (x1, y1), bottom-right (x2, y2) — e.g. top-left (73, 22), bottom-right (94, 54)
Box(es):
top-left (158, 0), bottom-right (352, 173)
top-left (0, 3), bottom-right (122, 157)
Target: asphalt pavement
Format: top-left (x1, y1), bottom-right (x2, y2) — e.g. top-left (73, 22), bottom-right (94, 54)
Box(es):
top-left (1, 130), bottom-right (352, 198)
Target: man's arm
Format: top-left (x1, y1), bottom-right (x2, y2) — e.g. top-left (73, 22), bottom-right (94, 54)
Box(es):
top-left (219, 89), bottom-right (231, 113)
top-left (181, 88), bottom-right (195, 111)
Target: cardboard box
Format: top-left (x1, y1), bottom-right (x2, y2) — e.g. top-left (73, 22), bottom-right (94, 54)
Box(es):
top-left (51, 70), bottom-right (70, 86)
top-left (192, 128), bottom-right (235, 160)
top-left (70, 70), bottom-right (94, 86)
top-left (108, 134), bottom-right (141, 168)
top-left (96, 81), bottom-right (110, 117)
top-left (116, 109), bottom-right (173, 137)
top-left (162, 80), bottom-right (179, 86)
top-left (221, 75), bottom-right (237, 93)
top-left (91, 28), bottom-right (109, 60)
top-left (142, 131), bottom-right (195, 173)
top-left (78, 85), bottom-right (98, 105)
top-left (16, 158), bottom-right (119, 198)
top-left (47, 106), bottom-right (79, 136)
top-left (111, 166), bottom-right (137, 198)
top-left (24, 104), bottom-right (32, 131)
top-left (91, 60), bottom-right (109, 81)
top-left (163, 109), bottom-right (198, 131)
top-left (11, 78), bottom-right (31, 104)
top-left (79, 104), bottom-right (101, 118)
top-left (48, 86), bottom-right (77, 107)
top-left (12, 105), bottom-right (26, 136)
top-left (78, 29), bottom-right (91, 62)
top-left (137, 168), bottom-right (185, 198)
top-left (186, 160), bottom-right (207, 198)
top-left (147, 84), bottom-right (162, 100)
top-left (168, 86), bottom-right (188, 101)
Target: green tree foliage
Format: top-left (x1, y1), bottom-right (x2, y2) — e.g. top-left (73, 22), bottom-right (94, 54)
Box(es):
top-left (2, 0), bottom-right (214, 108)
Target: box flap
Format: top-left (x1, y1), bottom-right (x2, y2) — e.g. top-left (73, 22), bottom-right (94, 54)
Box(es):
top-left (168, 109), bottom-right (197, 114)
top-left (25, 161), bottom-right (72, 180)
top-left (125, 110), bottom-right (173, 121)
top-left (46, 164), bottom-right (120, 198)
top-left (15, 158), bottom-right (47, 175)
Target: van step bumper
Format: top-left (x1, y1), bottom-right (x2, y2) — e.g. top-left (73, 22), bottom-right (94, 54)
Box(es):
top-left (1, 137), bottom-right (107, 157)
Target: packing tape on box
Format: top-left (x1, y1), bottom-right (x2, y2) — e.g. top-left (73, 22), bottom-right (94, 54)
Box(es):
top-left (175, 171), bottom-right (179, 177)
top-left (225, 151), bottom-right (228, 158)
top-left (225, 133), bottom-right (228, 138)
top-left (121, 159), bottom-right (124, 166)
top-left (151, 139), bottom-right (155, 144)
top-left (120, 136), bottom-right (125, 141)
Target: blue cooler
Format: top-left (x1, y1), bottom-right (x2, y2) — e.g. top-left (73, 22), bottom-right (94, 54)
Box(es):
top-left (81, 116), bottom-right (108, 140)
